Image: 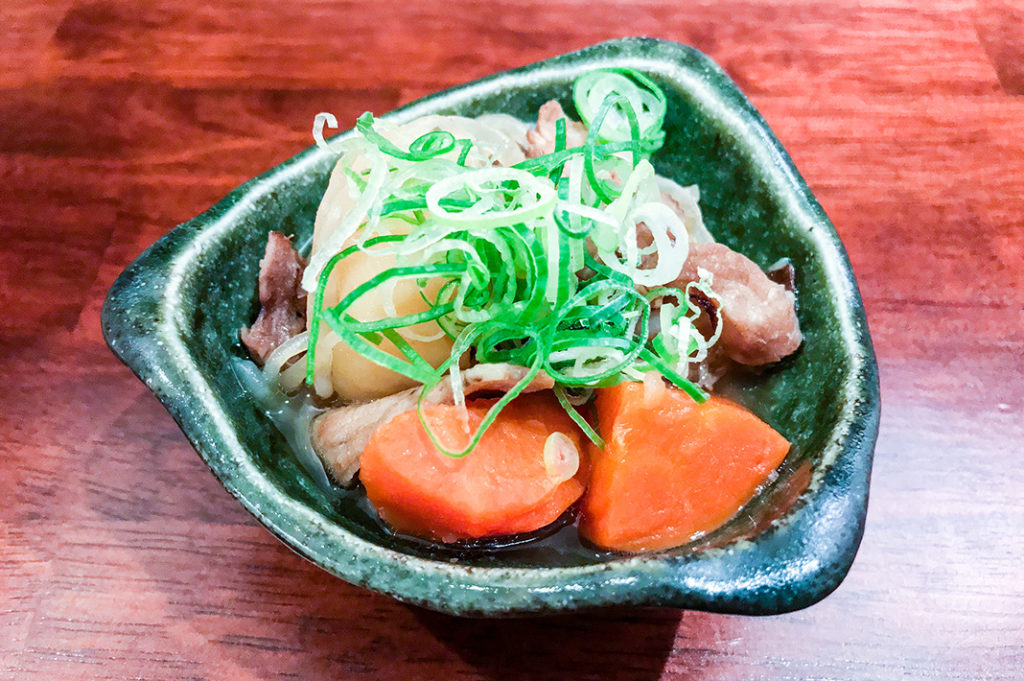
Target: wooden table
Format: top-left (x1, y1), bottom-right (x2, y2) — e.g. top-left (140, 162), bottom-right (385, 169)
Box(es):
top-left (3, 1), bottom-right (1022, 679)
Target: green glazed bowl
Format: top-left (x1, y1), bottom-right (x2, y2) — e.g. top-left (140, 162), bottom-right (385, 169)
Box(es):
top-left (102, 38), bottom-right (879, 616)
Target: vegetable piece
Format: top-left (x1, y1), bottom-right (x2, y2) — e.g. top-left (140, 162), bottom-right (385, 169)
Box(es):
top-left (360, 392), bottom-right (588, 542)
top-left (313, 216), bottom-right (457, 401)
top-left (579, 380), bottom-right (789, 553)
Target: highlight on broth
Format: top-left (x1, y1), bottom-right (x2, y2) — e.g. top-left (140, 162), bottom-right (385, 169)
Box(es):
top-left (240, 69), bottom-right (802, 553)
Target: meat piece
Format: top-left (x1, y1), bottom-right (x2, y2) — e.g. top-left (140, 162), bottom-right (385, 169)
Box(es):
top-left (311, 363), bottom-right (556, 486)
top-left (312, 388), bottom-right (421, 486)
top-left (671, 242), bottom-right (802, 366)
top-left (428, 363), bottom-right (555, 402)
top-left (766, 258), bottom-right (797, 293)
top-left (526, 101), bottom-right (589, 158)
top-left (240, 232), bottom-right (307, 364)
top-left (687, 287), bottom-right (721, 339)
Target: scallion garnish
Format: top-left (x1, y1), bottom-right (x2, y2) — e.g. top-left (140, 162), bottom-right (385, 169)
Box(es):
top-left (304, 68), bottom-right (719, 456)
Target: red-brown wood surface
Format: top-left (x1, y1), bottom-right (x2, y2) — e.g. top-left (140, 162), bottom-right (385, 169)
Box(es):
top-left (2, 2), bottom-right (1023, 679)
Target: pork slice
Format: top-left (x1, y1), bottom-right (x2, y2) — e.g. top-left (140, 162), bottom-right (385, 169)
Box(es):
top-left (766, 258), bottom-right (797, 293)
top-left (428, 363), bottom-right (555, 402)
top-left (240, 232), bottom-right (307, 364)
top-left (310, 363), bottom-right (555, 486)
top-left (526, 101), bottom-right (589, 158)
top-left (312, 387), bottom-right (421, 486)
top-left (672, 242), bottom-right (802, 366)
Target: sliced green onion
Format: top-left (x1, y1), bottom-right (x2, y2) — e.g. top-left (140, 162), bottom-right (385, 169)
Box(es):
top-left (573, 68), bottom-right (667, 148)
top-left (426, 167), bottom-right (557, 228)
top-left (554, 385), bottom-right (604, 448)
top-left (301, 68), bottom-right (720, 458)
top-left (357, 112), bottom-right (457, 161)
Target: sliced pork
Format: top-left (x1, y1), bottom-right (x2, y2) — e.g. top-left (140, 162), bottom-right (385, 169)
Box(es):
top-left (428, 363), bottom-right (555, 402)
top-left (312, 388), bottom-right (421, 486)
top-left (672, 242), bottom-right (801, 366)
top-left (526, 101), bottom-right (589, 158)
top-left (240, 232), bottom-right (306, 364)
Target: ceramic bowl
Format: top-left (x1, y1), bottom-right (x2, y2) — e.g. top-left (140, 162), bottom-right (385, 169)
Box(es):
top-left (102, 37), bottom-right (879, 616)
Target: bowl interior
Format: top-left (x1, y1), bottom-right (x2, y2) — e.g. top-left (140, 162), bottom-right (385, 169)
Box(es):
top-left (103, 38), bottom-right (878, 614)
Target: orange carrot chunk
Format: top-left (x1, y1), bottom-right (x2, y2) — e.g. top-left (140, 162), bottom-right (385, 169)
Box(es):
top-left (360, 393), bottom-right (588, 543)
top-left (579, 381), bottom-right (790, 553)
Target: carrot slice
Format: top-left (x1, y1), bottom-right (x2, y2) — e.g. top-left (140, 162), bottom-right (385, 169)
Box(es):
top-left (360, 392), bottom-right (588, 542)
top-left (579, 381), bottom-right (790, 553)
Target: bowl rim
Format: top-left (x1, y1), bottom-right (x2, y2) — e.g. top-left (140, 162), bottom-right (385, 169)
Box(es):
top-left (102, 37), bottom-right (880, 616)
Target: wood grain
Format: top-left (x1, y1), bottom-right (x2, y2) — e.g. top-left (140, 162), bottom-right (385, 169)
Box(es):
top-left (2, 1), bottom-right (1023, 679)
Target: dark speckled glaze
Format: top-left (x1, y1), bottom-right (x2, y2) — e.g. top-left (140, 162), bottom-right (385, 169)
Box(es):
top-left (101, 38), bottom-right (880, 616)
